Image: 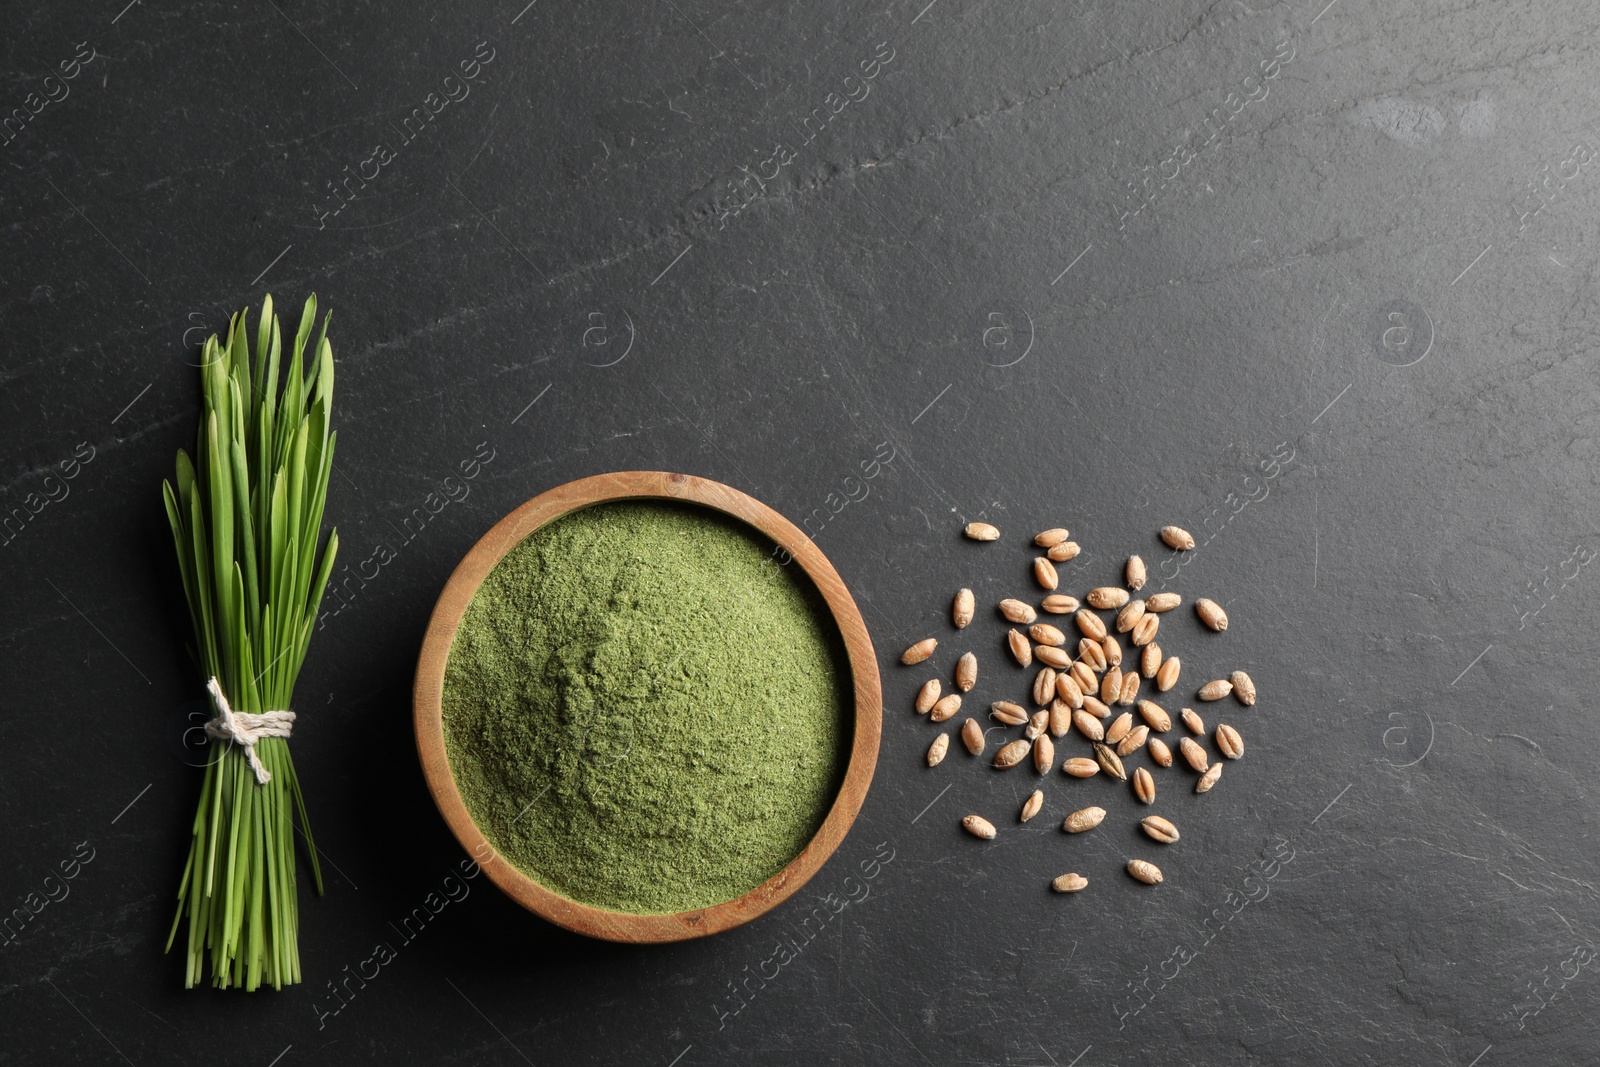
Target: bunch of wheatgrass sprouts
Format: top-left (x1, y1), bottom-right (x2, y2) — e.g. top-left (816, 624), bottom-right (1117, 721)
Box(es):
top-left (163, 294), bottom-right (339, 989)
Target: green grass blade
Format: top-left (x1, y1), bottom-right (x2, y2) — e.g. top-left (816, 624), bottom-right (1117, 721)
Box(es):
top-left (205, 410), bottom-right (236, 689)
top-left (231, 315), bottom-right (252, 437)
top-left (314, 334), bottom-right (334, 420)
top-left (253, 296), bottom-right (272, 408)
top-left (187, 487), bottom-right (218, 679)
top-left (164, 481), bottom-right (203, 643)
top-left (233, 567), bottom-right (258, 711)
top-left (230, 423), bottom-right (262, 644)
top-left (247, 789), bottom-right (265, 991)
top-left (303, 307), bottom-right (330, 397)
top-left (285, 748), bottom-right (323, 895)
top-left (293, 294), bottom-right (317, 373)
top-left (303, 528), bottom-right (338, 635)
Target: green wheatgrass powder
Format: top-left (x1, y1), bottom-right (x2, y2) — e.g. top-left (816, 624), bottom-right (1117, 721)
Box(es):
top-left (441, 500), bottom-right (850, 914)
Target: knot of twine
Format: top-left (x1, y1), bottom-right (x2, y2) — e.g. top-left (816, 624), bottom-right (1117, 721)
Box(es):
top-left (203, 677), bottom-right (295, 785)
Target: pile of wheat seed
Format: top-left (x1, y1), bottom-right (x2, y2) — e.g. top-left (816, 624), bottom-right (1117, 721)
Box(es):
top-left (902, 523), bottom-right (1256, 892)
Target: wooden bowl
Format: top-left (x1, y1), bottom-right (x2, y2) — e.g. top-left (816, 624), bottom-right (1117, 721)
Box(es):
top-left (413, 471), bottom-right (882, 942)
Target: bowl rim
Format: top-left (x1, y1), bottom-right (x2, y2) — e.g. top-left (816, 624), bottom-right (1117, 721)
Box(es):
top-left (412, 470), bottom-right (882, 943)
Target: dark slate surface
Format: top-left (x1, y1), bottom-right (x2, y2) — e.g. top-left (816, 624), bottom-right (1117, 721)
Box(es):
top-left (3, 0), bottom-right (1597, 1063)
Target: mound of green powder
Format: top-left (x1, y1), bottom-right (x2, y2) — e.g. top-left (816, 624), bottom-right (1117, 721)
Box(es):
top-left (441, 500), bottom-right (850, 914)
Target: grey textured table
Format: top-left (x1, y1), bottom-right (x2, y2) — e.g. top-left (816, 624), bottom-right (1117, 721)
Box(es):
top-left (3, 0), bottom-right (1597, 1063)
